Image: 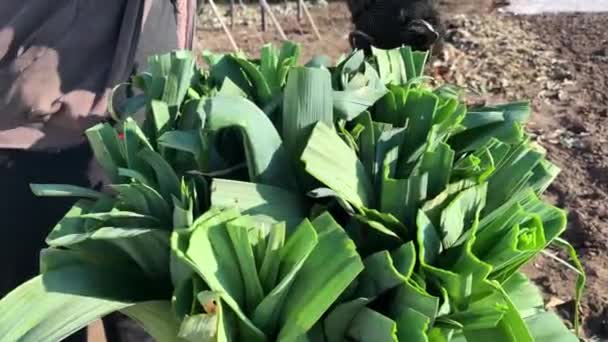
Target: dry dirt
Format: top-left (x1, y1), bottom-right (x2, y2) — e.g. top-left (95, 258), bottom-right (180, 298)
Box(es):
top-left (519, 13), bottom-right (608, 341)
top-left (197, 1), bottom-right (607, 340)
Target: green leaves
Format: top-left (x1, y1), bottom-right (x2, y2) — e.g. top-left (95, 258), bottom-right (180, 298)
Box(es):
top-left (1, 42), bottom-right (582, 342)
top-left (172, 209), bottom-right (363, 341)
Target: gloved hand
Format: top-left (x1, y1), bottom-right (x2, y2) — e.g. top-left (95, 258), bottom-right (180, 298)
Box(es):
top-left (346, 0), bottom-right (443, 53)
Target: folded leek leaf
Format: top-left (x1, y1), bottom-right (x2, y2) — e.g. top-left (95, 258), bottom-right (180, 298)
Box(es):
top-left (0, 274), bottom-right (132, 342)
top-left (501, 273), bottom-right (544, 319)
top-left (212, 42), bottom-right (301, 112)
top-left (122, 301), bottom-right (186, 342)
top-left (448, 103), bottom-right (528, 154)
top-left (204, 52), bottom-right (252, 95)
top-left (323, 298), bottom-right (370, 342)
top-left (403, 47), bottom-right (430, 79)
top-left (396, 308), bottom-right (431, 342)
top-left (439, 183), bottom-right (486, 249)
top-left (301, 122), bottom-right (374, 208)
top-left (352, 111), bottom-right (376, 177)
top-left (252, 220), bottom-right (316, 334)
top-left (148, 50), bottom-right (197, 109)
top-left (178, 292), bottom-right (232, 342)
top-left (232, 57), bottom-right (274, 107)
top-left (204, 96), bottom-right (297, 191)
top-left (381, 170), bottom-right (428, 229)
top-left (30, 184), bottom-right (104, 200)
top-left (333, 54), bottom-right (387, 121)
top-left (159, 130), bottom-right (202, 157)
top-left (123, 117), bottom-right (155, 171)
top-left (525, 312), bottom-right (579, 342)
top-left (210, 178), bottom-right (306, 229)
top-left (278, 213), bottom-right (364, 341)
top-left (0, 249), bottom-right (173, 342)
top-left (372, 47), bottom-right (407, 85)
top-left (347, 307), bottom-right (398, 342)
top-left (85, 122), bottom-right (126, 182)
top-left (397, 89), bottom-right (439, 163)
top-left (282, 67), bottom-right (334, 157)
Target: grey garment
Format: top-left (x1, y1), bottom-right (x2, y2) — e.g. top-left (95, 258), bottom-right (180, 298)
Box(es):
top-left (0, 0), bottom-right (195, 151)
top-left (133, 0), bottom-right (178, 74)
top-left (0, 0), bottom-right (146, 150)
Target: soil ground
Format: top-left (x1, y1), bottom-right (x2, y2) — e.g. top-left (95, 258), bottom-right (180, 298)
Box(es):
top-left (197, 1), bottom-right (607, 340)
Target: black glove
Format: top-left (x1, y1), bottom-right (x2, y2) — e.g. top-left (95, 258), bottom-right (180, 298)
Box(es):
top-left (347, 0), bottom-right (443, 52)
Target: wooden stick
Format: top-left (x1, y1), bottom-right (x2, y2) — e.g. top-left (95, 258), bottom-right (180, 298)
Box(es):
top-left (260, 0), bottom-right (266, 31)
top-left (297, 0), bottom-right (303, 21)
top-left (229, 0), bottom-right (235, 27)
top-left (302, 1), bottom-right (322, 40)
top-left (260, 0), bottom-right (287, 40)
top-left (207, 0), bottom-right (239, 51)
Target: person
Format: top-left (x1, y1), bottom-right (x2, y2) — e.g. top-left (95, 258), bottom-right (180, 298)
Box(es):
top-left (0, 0), bottom-right (196, 340)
